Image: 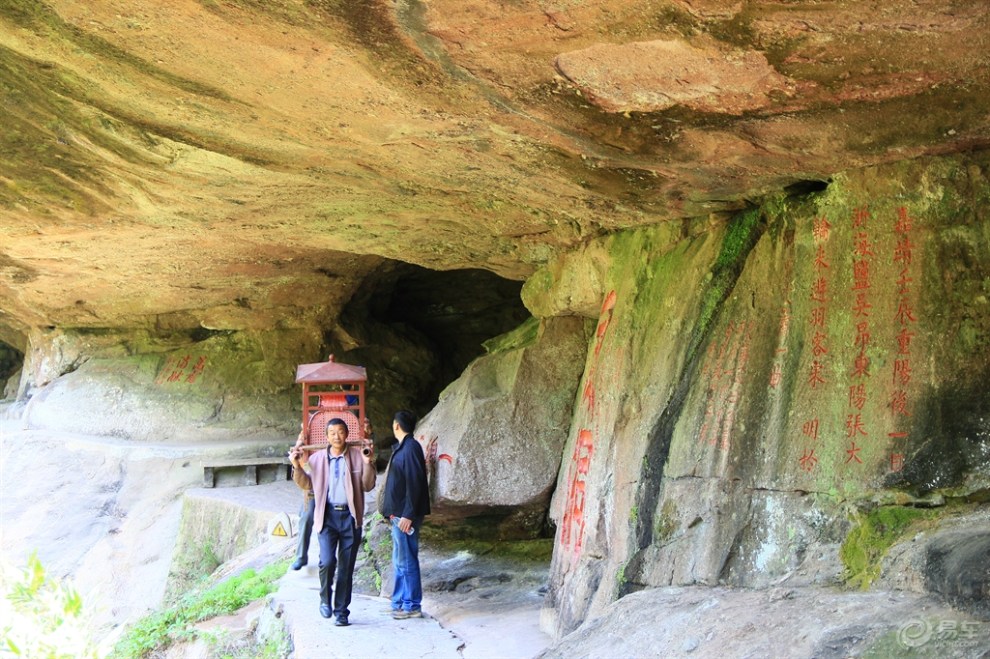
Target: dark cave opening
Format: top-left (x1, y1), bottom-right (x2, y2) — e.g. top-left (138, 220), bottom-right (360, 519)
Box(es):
top-left (332, 262), bottom-right (530, 428)
top-left (0, 341), bottom-right (24, 397)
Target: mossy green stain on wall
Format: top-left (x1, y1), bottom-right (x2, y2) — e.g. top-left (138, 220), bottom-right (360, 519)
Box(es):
top-left (770, 158), bottom-right (990, 497)
top-left (2, 1), bottom-right (233, 100)
top-left (840, 505), bottom-right (935, 590)
top-left (547, 154), bottom-right (990, 637)
top-left (482, 316), bottom-right (540, 355)
top-left (689, 206), bottom-right (764, 365)
top-left (628, 207), bottom-right (768, 566)
top-left (0, 2), bottom-right (279, 212)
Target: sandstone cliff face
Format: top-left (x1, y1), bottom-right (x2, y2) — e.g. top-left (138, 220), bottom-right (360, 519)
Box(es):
top-left (2, 0), bottom-right (990, 643)
top-left (527, 153), bottom-right (989, 636)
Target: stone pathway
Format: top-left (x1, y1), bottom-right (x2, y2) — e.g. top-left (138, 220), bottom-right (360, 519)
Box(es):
top-left (0, 421), bottom-right (552, 659)
top-left (272, 567), bottom-right (465, 659)
top-left (251, 470), bottom-right (552, 659)
top-left (271, 530), bottom-right (552, 659)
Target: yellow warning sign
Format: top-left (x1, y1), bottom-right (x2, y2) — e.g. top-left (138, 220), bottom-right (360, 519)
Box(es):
top-left (272, 521), bottom-right (288, 537)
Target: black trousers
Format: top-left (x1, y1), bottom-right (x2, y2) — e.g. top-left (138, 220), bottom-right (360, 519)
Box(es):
top-left (317, 505), bottom-right (360, 617)
top-left (295, 495), bottom-right (315, 561)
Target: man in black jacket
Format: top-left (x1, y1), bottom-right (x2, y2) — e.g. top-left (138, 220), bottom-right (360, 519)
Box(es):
top-left (380, 409), bottom-right (431, 619)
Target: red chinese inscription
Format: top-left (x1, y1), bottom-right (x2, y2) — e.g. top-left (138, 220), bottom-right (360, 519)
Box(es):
top-left (886, 206), bottom-right (920, 471)
top-left (699, 321), bottom-right (751, 449)
top-left (768, 299), bottom-right (791, 389)
top-left (813, 216), bottom-right (832, 243)
top-left (845, 413), bottom-right (868, 437)
top-left (560, 429), bottom-right (594, 555)
top-left (156, 354), bottom-right (208, 385)
top-left (848, 384), bottom-right (867, 411)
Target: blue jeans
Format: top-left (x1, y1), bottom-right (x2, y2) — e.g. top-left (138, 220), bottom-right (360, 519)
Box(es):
top-left (390, 517), bottom-right (423, 612)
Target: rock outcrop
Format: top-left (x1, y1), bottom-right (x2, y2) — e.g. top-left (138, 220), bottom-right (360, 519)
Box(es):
top-left (2, 0), bottom-right (989, 346)
top-left (539, 585), bottom-right (990, 658)
top-left (526, 153), bottom-right (990, 636)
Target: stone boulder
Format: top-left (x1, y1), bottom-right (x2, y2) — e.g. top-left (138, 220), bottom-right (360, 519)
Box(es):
top-left (414, 316), bottom-right (590, 538)
top-left (878, 508), bottom-right (990, 621)
top-left (555, 39), bottom-right (794, 115)
top-left (536, 154), bottom-right (990, 637)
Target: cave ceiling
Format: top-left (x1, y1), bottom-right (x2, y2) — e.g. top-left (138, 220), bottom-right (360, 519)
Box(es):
top-left (1, 0), bottom-right (988, 347)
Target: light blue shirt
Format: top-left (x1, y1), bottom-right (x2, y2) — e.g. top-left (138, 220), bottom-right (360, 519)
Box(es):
top-left (327, 453), bottom-right (348, 506)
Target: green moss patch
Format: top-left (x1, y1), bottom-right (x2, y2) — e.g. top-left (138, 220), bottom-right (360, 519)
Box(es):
top-left (840, 506), bottom-right (936, 590)
top-left (689, 206), bottom-right (766, 363)
top-left (419, 526), bottom-right (554, 563)
top-left (482, 316), bottom-right (540, 354)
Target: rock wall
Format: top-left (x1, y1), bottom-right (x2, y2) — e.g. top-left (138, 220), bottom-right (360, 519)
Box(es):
top-left (528, 154), bottom-right (990, 637)
top-left (16, 326), bottom-right (323, 441)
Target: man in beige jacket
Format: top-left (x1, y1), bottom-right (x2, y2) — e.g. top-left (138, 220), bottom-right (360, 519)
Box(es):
top-left (290, 418), bottom-right (376, 626)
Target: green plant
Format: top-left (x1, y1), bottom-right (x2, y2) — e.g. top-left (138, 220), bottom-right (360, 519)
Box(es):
top-left (111, 561), bottom-right (288, 658)
top-left (199, 624), bottom-right (289, 659)
top-left (0, 553), bottom-right (100, 658)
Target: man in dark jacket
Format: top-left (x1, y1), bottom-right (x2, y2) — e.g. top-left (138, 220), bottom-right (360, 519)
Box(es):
top-left (380, 409), bottom-right (431, 619)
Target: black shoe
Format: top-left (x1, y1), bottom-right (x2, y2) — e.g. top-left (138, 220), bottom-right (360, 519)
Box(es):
top-left (334, 614), bottom-right (350, 627)
top-left (319, 604), bottom-right (332, 619)
top-left (291, 558), bottom-right (307, 570)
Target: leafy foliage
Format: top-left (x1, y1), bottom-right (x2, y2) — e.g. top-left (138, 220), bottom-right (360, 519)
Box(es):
top-left (110, 561), bottom-right (288, 658)
top-left (0, 553), bottom-right (99, 659)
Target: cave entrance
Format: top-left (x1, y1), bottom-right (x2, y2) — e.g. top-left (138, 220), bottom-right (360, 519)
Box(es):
top-left (0, 341), bottom-right (24, 399)
top-left (333, 262), bottom-right (530, 429)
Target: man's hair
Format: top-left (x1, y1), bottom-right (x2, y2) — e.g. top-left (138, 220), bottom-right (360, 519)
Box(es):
top-left (393, 410), bottom-right (417, 434)
top-left (327, 417), bottom-right (349, 437)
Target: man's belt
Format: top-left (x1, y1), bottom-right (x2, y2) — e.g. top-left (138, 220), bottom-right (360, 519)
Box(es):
top-left (329, 504), bottom-right (348, 511)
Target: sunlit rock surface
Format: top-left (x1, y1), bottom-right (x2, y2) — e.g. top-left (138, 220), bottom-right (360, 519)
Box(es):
top-left (2, 0), bottom-right (988, 345)
top-left (1, 0), bottom-right (989, 645)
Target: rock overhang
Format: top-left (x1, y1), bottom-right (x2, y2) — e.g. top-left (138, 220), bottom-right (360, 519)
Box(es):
top-left (0, 0), bottom-right (988, 344)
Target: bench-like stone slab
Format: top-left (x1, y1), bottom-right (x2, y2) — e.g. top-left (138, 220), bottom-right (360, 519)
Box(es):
top-left (203, 457), bottom-right (290, 488)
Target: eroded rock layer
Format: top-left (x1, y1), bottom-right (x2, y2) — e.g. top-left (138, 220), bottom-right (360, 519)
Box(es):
top-left (2, 0), bottom-right (989, 347)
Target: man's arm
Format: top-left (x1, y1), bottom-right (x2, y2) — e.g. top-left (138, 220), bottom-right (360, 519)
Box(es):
top-left (289, 430), bottom-right (313, 491)
top-left (290, 452), bottom-right (313, 490)
top-left (360, 445), bottom-right (376, 492)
